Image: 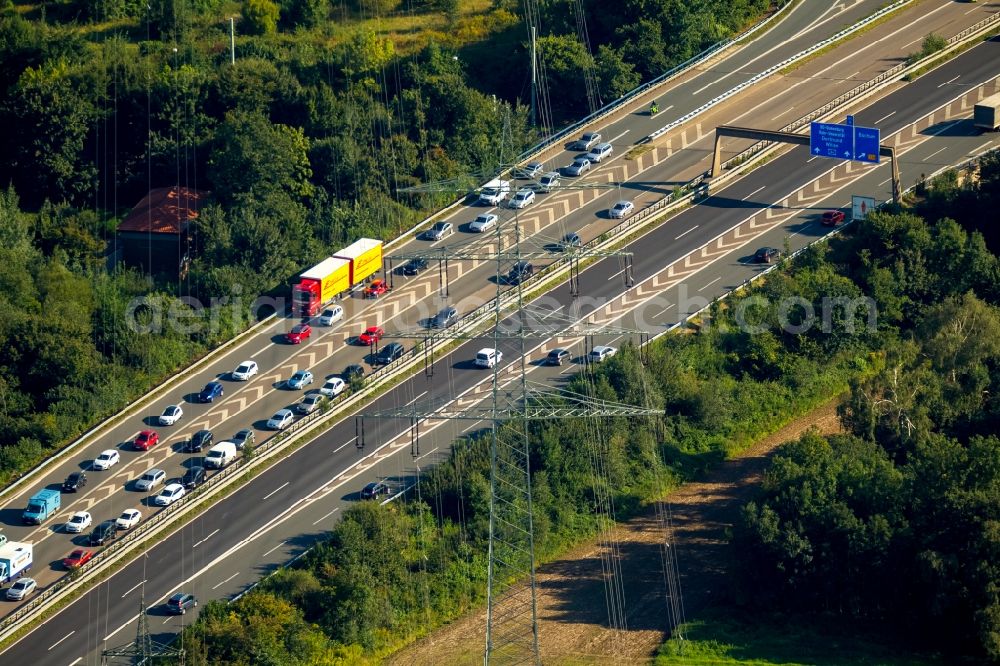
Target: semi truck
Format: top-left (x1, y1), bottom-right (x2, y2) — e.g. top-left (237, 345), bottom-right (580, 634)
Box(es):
top-left (334, 238), bottom-right (383, 286)
top-left (974, 92), bottom-right (1000, 131)
top-left (292, 257), bottom-right (351, 317)
top-left (22, 488), bottom-right (60, 525)
top-left (291, 239), bottom-right (384, 317)
top-left (0, 541), bottom-right (33, 585)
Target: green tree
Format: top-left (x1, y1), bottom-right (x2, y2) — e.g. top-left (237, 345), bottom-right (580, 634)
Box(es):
top-left (243, 0), bottom-right (280, 35)
top-left (208, 110), bottom-right (313, 205)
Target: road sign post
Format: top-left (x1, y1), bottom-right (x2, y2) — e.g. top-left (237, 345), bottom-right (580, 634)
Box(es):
top-left (852, 195), bottom-right (876, 221)
top-left (810, 121), bottom-right (880, 164)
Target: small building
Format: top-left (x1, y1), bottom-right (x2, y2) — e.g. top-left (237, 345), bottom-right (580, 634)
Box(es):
top-left (116, 186), bottom-right (206, 276)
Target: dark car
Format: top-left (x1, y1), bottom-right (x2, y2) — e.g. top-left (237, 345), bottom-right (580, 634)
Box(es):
top-left (62, 471), bottom-right (87, 493)
top-left (753, 247), bottom-right (782, 264)
top-left (506, 261), bottom-right (533, 286)
top-left (432, 306), bottom-right (459, 329)
top-left (821, 210), bottom-right (846, 226)
top-left (232, 429), bottom-right (255, 451)
top-left (361, 481), bottom-right (390, 500)
top-left (561, 232), bottom-right (582, 250)
top-left (166, 592), bottom-right (198, 615)
top-left (344, 364), bottom-right (365, 380)
top-left (545, 348), bottom-right (571, 366)
top-left (198, 381), bottom-right (224, 403)
top-left (402, 258), bottom-right (429, 276)
top-left (186, 429), bottom-right (213, 453)
top-left (88, 520), bottom-right (118, 546)
top-left (374, 342), bottom-right (405, 366)
top-left (182, 466), bottom-right (206, 489)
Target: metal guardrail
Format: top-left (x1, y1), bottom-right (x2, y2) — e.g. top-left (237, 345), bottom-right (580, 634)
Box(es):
top-left (646, 0), bottom-right (915, 143)
top-left (389, 0), bottom-right (797, 244)
top-left (720, 9), bottom-right (1000, 171)
top-left (6, 3), bottom-right (993, 641)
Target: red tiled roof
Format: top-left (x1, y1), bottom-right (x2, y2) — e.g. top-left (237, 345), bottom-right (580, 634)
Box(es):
top-left (117, 186), bottom-right (206, 234)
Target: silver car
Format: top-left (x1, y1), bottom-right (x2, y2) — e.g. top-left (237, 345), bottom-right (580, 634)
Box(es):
top-left (135, 468), bottom-right (166, 492)
top-left (571, 132), bottom-right (601, 151)
top-left (564, 158), bottom-right (591, 176)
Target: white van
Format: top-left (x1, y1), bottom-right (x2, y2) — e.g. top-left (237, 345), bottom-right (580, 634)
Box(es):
top-left (538, 172), bottom-right (560, 192)
top-left (475, 348), bottom-right (503, 368)
top-left (204, 441), bottom-right (238, 469)
top-left (479, 179), bottom-right (511, 206)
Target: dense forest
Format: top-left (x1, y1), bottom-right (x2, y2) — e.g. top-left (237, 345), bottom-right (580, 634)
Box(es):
top-left (0, 0), bottom-right (771, 480)
top-left (177, 152), bottom-right (1000, 663)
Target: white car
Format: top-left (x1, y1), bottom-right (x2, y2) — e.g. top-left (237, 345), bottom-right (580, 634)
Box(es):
top-left (93, 449), bottom-right (120, 470)
top-left (6, 578), bottom-right (36, 601)
top-left (158, 404), bottom-right (183, 426)
top-left (65, 511), bottom-right (92, 534)
top-left (609, 200), bottom-right (634, 219)
top-left (319, 306), bottom-right (344, 326)
top-left (231, 360), bottom-right (258, 381)
top-left (587, 345), bottom-right (617, 363)
top-left (154, 483), bottom-right (186, 506)
top-left (509, 188), bottom-right (536, 209)
top-left (320, 377), bottom-right (346, 398)
top-left (469, 213), bottom-right (498, 233)
top-left (586, 142), bottom-right (613, 163)
top-left (116, 509), bottom-right (142, 530)
top-left (267, 409), bottom-right (294, 430)
top-left (135, 468), bottom-right (166, 492)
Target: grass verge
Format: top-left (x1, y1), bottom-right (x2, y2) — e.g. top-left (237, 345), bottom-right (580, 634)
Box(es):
top-left (655, 608), bottom-right (954, 666)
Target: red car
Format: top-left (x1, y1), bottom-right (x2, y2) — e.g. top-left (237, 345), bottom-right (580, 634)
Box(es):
top-left (285, 323), bottom-right (312, 344)
top-left (133, 430), bottom-right (159, 451)
top-left (363, 279), bottom-right (389, 299)
top-left (63, 548), bottom-right (93, 569)
top-left (821, 210), bottom-right (845, 226)
top-left (358, 326), bottom-right (384, 346)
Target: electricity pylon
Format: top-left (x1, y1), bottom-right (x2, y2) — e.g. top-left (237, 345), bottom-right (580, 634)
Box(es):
top-left (101, 594), bottom-right (185, 665)
top-left (363, 205), bottom-right (659, 664)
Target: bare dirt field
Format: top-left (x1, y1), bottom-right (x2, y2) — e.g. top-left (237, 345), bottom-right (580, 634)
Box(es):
top-left (387, 402), bottom-right (844, 665)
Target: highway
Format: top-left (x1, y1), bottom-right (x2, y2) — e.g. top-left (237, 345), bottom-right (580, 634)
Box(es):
top-left (5, 25), bottom-right (999, 665)
top-left (0, 0), bottom-right (920, 596)
top-left (2, 0), bottom-right (988, 591)
top-left (0, 2), bottom-right (989, 663)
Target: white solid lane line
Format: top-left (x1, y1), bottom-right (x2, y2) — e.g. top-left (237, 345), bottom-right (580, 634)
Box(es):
top-left (120, 579), bottom-right (147, 598)
top-left (312, 507), bottom-right (340, 525)
top-left (698, 277), bottom-right (722, 292)
top-left (192, 528), bottom-right (219, 549)
top-left (414, 446), bottom-right (440, 464)
top-left (262, 482), bottom-right (289, 500)
top-left (675, 225), bottom-right (699, 240)
top-left (405, 390), bottom-right (428, 407)
top-left (212, 572), bottom-right (240, 590)
top-left (48, 631), bottom-right (74, 651)
top-left (923, 147), bottom-right (948, 162)
top-left (105, 614), bottom-right (140, 642)
top-left (263, 541), bottom-right (286, 557)
top-left (873, 110), bottom-right (896, 125)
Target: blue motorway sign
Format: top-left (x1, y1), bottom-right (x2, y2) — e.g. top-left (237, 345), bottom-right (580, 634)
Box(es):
top-left (810, 121), bottom-right (881, 164)
top-left (854, 126), bottom-right (880, 164)
top-left (810, 121), bottom-right (852, 159)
